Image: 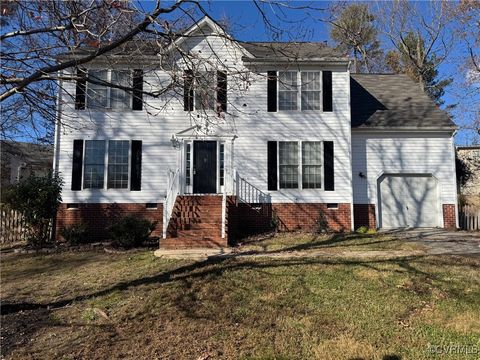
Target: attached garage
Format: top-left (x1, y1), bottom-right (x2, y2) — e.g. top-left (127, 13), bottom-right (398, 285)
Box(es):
top-left (378, 174), bottom-right (440, 228)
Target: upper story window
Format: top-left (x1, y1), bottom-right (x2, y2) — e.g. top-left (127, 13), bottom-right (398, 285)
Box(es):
top-left (278, 71), bottom-right (321, 111)
top-left (195, 71), bottom-right (216, 111)
top-left (183, 70), bottom-right (227, 113)
top-left (301, 72), bottom-right (321, 110)
top-left (278, 72), bottom-right (298, 111)
top-left (86, 70), bottom-right (132, 110)
top-left (269, 71), bottom-right (331, 112)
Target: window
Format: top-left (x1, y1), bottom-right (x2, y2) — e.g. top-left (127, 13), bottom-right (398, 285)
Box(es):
top-left (278, 72), bottom-right (298, 110)
top-left (83, 140), bottom-right (106, 189)
top-left (220, 143), bottom-right (225, 186)
top-left (279, 141), bottom-right (299, 188)
top-left (87, 70), bottom-right (108, 109)
top-left (186, 143), bottom-right (191, 186)
top-left (86, 70), bottom-right (132, 110)
top-left (301, 72), bottom-right (321, 110)
top-left (107, 140), bottom-right (129, 189)
top-left (195, 71), bottom-right (216, 111)
top-left (302, 141), bottom-right (322, 188)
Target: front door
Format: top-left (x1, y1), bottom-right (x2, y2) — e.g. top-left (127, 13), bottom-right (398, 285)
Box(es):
top-left (193, 141), bottom-right (217, 194)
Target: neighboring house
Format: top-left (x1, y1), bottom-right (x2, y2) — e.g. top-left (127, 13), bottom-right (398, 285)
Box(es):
top-left (1, 140), bottom-right (53, 189)
top-left (54, 16), bottom-right (458, 248)
top-left (456, 146), bottom-right (480, 206)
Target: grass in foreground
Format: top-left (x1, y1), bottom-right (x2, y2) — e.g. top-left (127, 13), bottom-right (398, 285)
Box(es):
top-left (1, 239), bottom-right (479, 359)
top-left (237, 231), bottom-right (427, 252)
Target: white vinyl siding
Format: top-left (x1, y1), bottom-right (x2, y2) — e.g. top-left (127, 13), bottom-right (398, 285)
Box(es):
top-left (351, 132), bottom-right (457, 209)
top-left (57, 33), bottom-right (353, 205)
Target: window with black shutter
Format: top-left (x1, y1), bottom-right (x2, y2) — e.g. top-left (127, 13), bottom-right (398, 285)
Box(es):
top-left (267, 141), bottom-right (278, 190)
top-left (132, 69), bottom-right (143, 110)
top-left (322, 71), bottom-right (333, 112)
top-left (324, 141), bottom-right (334, 191)
top-left (183, 70), bottom-right (194, 111)
top-left (75, 69), bottom-right (86, 110)
top-left (71, 140), bottom-right (84, 190)
top-left (130, 140), bottom-right (142, 191)
top-left (217, 70), bottom-right (227, 113)
top-left (267, 71), bottom-right (277, 112)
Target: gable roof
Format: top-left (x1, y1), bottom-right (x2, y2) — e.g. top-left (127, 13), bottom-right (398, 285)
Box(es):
top-left (242, 42), bottom-right (347, 62)
top-left (350, 74), bottom-right (455, 130)
top-left (1, 140), bottom-right (53, 167)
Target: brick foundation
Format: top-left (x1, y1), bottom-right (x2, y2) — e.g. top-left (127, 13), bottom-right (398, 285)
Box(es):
top-left (442, 204), bottom-right (456, 229)
top-left (353, 204), bottom-right (376, 229)
top-left (56, 203), bottom-right (163, 241)
top-left (227, 198), bottom-right (352, 243)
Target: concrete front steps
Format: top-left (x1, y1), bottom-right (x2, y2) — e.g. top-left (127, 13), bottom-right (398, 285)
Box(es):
top-left (161, 195), bottom-right (227, 249)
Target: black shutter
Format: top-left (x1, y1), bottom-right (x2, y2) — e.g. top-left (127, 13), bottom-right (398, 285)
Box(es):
top-left (267, 141), bottom-right (277, 191)
top-left (130, 140), bottom-right (142, 191)
top-left (217, 70), bottom-right (227, 112)
top-left (322, 70), bottom-right (333, 112)
top-left (71, 140), bottom-right (83, 191)
top-left (75, 68), bottom-right (86, 110)
top-left (324, 141), bottom-right (334, 191)
top-left (132, 69), bottom-right (143, 110)
top-left (267, 71), bottom-right (277, 112)
top-left (183, 70), bottom-right (194, 111)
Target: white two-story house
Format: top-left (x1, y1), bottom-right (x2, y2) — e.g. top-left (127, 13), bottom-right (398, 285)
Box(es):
top-left (54, 16), bottom-right (458, 248)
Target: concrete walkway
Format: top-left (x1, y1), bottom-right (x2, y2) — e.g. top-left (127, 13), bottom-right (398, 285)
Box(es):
top-left (154, 229), bottom-right (480, 260)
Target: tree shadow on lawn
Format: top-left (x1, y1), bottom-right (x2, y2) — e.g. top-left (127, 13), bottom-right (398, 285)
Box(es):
top-left (2, 251), bottom-right (477, 316)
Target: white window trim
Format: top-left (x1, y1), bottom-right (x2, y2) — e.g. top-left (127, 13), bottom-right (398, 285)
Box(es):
top-left (300, 71), bottom-right (322, 112)
top-left (278, 71), bottom-right (323, 112)
top-left (81, 139), bottom-right (131, 190)
top-left (278, 71), bottom-right (299, 112)
top-left (277, 140), bottom-right (324, 190)
top-left (86, 69), bottom-right (133, 111)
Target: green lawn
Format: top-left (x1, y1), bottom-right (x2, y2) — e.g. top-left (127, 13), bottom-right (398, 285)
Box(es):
top-left (1, 237), bottom-right (479, 359)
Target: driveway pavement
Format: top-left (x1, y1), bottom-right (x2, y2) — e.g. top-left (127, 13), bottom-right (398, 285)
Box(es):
top-left (381, 228), bottom-right (480, 255)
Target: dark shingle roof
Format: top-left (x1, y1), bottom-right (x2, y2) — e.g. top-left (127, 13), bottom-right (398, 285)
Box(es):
top-left (1, 141), bottom-right (53, 167)
top-left (242, 42), bottom-right (348, 62)
top-left (351, 74), bottom-right (455, 129)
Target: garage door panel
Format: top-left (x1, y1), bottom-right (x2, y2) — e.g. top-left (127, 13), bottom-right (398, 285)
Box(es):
top-left (380, 175), bottom-right (438, 228)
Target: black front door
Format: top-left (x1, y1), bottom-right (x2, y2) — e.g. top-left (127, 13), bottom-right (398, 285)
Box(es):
top-left (193, 141), bottom-right (217, 194)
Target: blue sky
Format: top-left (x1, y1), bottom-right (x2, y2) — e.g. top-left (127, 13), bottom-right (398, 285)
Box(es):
top-left (147, 0), bottom-right (478, 145)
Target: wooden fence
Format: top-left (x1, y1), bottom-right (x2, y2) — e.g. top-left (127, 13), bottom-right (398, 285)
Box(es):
top-left (458, 205), bottom-right (480, 231)
top-left (1, 205), bottom-right (27, 243)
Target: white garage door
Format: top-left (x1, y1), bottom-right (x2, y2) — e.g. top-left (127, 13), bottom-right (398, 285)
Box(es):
top-left (379, 175), bottom-right (439, 228)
